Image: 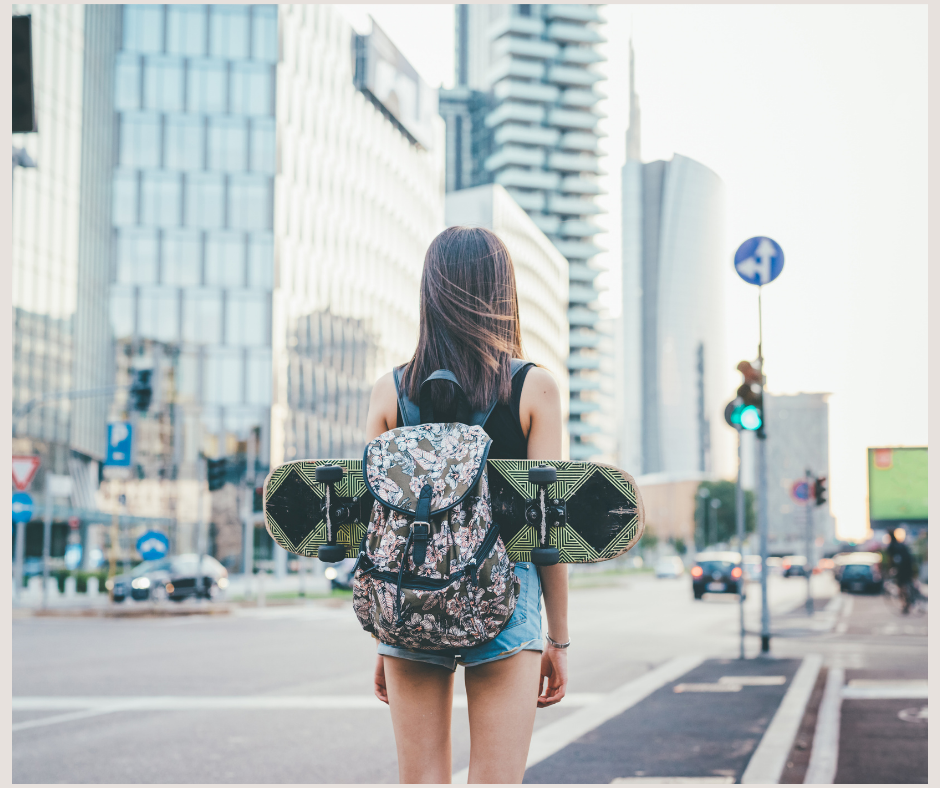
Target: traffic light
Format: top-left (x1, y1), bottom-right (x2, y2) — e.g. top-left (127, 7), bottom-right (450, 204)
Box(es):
top-left (253, 486), bottom-right (264, 512)
top-left (207, 458), bottom-right (227, 491)
top-left (12, 16), bottom-right (37, 133)
top-left (814, 476), bottom-right (827, 507)
top-left (723, 360), bottom-right (764, 432)
top-left (129, 369), bottom-right (153, 412)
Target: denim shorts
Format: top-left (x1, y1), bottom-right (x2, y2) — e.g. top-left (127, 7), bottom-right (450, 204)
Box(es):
top-left (376, 562), bottom-right (543, 672)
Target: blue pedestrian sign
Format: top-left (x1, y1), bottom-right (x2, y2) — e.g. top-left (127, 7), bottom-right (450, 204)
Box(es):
top-left (106, 422), bottom-right (133, 466)
top-left (734, 236), bottom-right (784, 286)
top-left (137, 531), bottom-right (169, 561)
top-left (12, 492), bottom-right (33, 523)
top-left (791, 480), bottom-right (811, 503)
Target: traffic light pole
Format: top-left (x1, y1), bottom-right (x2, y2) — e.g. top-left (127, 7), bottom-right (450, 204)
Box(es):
top-left (756, 286), bottom-right (772, 655)
top-left (804, 469), bottom-right (815, 616)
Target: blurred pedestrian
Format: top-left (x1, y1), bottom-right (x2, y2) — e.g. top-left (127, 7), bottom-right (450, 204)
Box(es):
top-left (363, 227), bottom-right (568, 783)
top-left (885, 529), bottom-right (915, 613)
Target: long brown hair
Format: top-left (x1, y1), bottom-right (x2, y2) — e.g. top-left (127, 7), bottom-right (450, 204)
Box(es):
top-left (401, 226), bottom-right (524, 415)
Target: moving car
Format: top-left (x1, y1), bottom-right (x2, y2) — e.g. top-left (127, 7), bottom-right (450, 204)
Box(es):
top-left (690, 551), bottom-right (744, 599)
top-left (654, 556), bottom-right (685, 579)
top-left (782, 555), bottom-right (810, 578)
top-left (107, 554), bottom-right (228, 602)
top-left (834, 552), bottom-right (883, 594)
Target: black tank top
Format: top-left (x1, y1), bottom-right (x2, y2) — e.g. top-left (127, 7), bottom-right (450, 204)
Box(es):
top-left (395, 363), bottom-right (534, 460)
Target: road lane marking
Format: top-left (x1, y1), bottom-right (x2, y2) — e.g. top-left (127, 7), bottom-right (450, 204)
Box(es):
top-left (673, 683), bottom-right (741, 693)
top-left (740, 653), bottom-right (823, 784)
top-left (452, 653), bottom-right (705, 784)
top-left (718, 676), bottom-right (786, 686)
top-left (11, 692), bottom-right (607, 732)
top-left (842, 680), bottom-right (928, 699)
top-left (804, 666), bottom-right (844, 784)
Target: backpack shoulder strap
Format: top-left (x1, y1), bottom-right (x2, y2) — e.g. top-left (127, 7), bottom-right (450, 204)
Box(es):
top-left (394, 359), bottom-right (534, 428)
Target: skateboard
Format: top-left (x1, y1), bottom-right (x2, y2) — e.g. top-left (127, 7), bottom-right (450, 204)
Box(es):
top-left (263, 459), bottom-right (645, 565)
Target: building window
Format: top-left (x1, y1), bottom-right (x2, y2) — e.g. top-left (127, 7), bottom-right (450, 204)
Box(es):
top-left (175, 351), bottom-right (200, 403)
top-left (249, 118), bottom-right (276, 174)
top-left (164, 115), bottom-right (204, 171)
top-left (114, 53), bottom-right (141, 110)
top-left (123, 5), bottom-right (164, 54)
top-left (204, 347), bottom-right (243, 405)
top-left (209, 5), bottom-right (250, 61)
top-left (185, 173), bottom-right (226, 230)
top-left (246, 348), bottom-right (272, 405)
top-left (167, 5), bottom-right (207, 57)
top-left (227, 291), bottom-right (268, 347)
top-left (187, 59), bottom-right (228, 114)
top-left (116, 228), bottom-right (159, 285)
top-left (205, 231), bottom-right (245, 287)
top-left (230, 63), bottom-right (273, 117)
top-left (144, 56), bottom-right (185, 113)
top-left (162, 229), bottom-right (203, 286)
top-left (112, 170), bottom-right (139, 227)
top-left (111, 285), bottom-right (136, 340)
top-left (138, 286), bottom-right (180, 343)
top-left (140, 172), bottom-right (182, 228)
top-left (251, 6), bottom-right (279, 63)
top-left (229, 175), bottom-right (271, 231)
top-left (247, 233), bottom-right (274, 288)
top-left (120, 112), bottom-right (161, 168)
top-left (182, 289), bottom-right (223, 344)
top-left (207, 117), bottom-right (247, 172)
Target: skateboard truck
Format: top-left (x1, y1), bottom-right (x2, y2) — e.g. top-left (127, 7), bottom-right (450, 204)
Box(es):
top-left (526, 466), bottom-right (564, 566)
top-left (316, 465), bottom-right (349, 563)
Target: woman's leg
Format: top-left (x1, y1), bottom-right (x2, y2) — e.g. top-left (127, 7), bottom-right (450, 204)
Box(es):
top-left (384, 655), bottom-right (456, 783)
top-left (464, 650), bottom-right (542, 784)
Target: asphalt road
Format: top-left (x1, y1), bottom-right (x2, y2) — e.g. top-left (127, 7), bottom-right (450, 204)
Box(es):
top-left (14, 570), bottom-right (920, 784)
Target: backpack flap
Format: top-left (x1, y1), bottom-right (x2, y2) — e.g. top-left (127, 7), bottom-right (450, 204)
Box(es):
top-left (363, 423), bottom-right (493, 518)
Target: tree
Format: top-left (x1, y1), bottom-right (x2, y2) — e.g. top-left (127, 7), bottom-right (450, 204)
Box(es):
top-left (694, 481), bottom-right (756, 548)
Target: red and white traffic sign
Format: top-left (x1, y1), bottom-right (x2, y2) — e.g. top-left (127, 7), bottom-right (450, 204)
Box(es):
top-left (12, 455), bottom-right (41, 491)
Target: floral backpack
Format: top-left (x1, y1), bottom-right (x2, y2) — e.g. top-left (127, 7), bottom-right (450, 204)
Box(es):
top-left (351, 361), bottom-right (530, 651)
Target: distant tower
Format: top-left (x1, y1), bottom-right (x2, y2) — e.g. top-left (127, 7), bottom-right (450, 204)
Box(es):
top-left (626, 38), bottom-right (641, 161)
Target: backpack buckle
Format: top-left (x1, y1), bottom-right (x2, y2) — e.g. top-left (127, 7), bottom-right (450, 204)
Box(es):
top-left (412, 522), bottom-right (430, 538)
top-left (411, 521), bottom-right (430, 567)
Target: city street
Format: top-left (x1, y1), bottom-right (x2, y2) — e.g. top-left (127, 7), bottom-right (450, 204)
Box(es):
top-left (13, 571), bottom-right (925, 783)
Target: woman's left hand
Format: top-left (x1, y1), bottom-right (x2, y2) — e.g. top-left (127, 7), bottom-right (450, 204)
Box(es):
top-left (537, 646), bottom-right (568, 708)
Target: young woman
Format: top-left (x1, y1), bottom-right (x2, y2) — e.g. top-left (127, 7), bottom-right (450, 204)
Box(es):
top-left (363, 226), bottom-right (569, 784)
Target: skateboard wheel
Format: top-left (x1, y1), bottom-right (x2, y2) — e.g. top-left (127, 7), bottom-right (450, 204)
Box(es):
top-left (318, 544), bottom-right (346, 563)
top-left (531, 546), bottom-right (560, 566)
top-left (528, 466), bottom-right (556, 484)
top-left (316, 465), bottom-right (344, 483)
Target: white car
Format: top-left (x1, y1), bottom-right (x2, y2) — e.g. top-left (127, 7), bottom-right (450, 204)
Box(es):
top-left (655, 556), bottom-right (685, 578)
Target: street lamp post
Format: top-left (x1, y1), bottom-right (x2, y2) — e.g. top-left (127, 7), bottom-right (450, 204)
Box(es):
top-left (710, 498), bottom-right (722, 546)
top-left (697, 487), bottom-right (710, 549)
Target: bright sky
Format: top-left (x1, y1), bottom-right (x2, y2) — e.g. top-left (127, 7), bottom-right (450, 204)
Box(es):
top-left (340, 5), bottom-right (928, 541)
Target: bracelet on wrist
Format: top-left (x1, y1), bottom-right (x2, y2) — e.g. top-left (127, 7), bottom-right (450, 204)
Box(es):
top-left (546, 633), bottom-right (570, 649)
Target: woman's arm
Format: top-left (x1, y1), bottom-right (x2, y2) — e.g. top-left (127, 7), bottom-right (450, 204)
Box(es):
top-left (519, 367), bottom-right (568, 708)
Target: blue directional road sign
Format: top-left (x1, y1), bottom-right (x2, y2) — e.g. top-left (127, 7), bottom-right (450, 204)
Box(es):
top-left (12, 492), bottom-right (33, 523)
top-left (137, 531), bottom-right (169, 561)
top-left (734, 236), bottom-right (784, 286)
top-left (791, 480), bottom-right (811, 503)
top-left (106, 422), bottom-right (133, 466)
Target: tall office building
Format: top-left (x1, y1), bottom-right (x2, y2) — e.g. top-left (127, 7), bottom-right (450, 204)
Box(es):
top-left (764, 393), bottom-right (836, 555)
top-left (450, 4), bottom-right (607, 460)
top-left (620, 40), bottom-right (727, 480)
top-left (273, 7), bottom-right (445, 468)
top-left (12, 5), bottom-right (119, 529)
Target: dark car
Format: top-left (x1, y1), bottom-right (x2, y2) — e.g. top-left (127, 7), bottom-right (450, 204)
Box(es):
top-left (107, 554), bottom-right (228, 602)
top-left (836, 553), bottom-right (883, 594)
top-left (691, 551), bottom-right (744, 600)
top-left (782, 555), bottom-right (810, 578)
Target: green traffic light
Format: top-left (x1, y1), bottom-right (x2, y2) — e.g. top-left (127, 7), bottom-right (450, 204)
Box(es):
top-left (739, 405), bottom-right (762, 431)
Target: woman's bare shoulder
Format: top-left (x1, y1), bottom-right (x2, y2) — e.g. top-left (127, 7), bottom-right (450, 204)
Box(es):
top-left (366, 370), bottom-right (400, 436)
top-left (521, 365), bottom-right (561, 404)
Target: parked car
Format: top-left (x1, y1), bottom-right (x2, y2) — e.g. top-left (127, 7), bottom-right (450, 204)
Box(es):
top-left (835, 552), bottom-right (883, 594)
top-left (107, 554), bottom-right (228, 602)
top-left (690, 551), bottom-right (744, 599)
top-left (654, 556), bottom-right (685, 579)
top-left (782, 555), bottom-right (810, 578)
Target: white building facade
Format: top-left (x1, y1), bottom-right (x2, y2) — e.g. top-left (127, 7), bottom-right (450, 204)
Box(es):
top-left (272, 5), bottom-right (446, 466)
top-left (454, 4), bottom-right (608, 460)
top-left (445, 183), bottom-right (571, 452)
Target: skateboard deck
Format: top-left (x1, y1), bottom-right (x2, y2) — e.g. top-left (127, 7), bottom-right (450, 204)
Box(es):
top-left (264, 459), bottom-right (645, 564)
